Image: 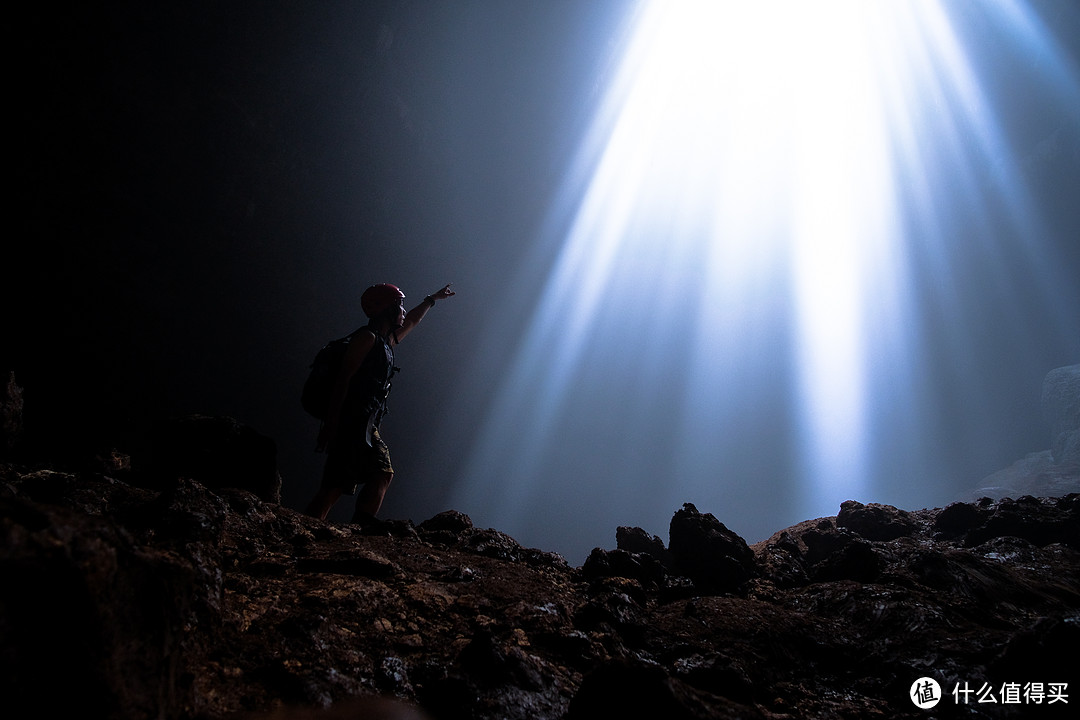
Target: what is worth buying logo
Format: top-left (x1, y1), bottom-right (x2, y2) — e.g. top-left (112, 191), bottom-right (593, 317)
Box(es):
top-left (911, 676), bottom-right (1070, 709)
top-left (911, 677), bottom-right (942, 709)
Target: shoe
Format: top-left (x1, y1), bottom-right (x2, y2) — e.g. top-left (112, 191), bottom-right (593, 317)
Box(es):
top-left (351, 510), bottom-right (379, 526)
top-left (352, 511), bottom-right (392, 535)
top-left (352, 512), bottom-right (417, 538)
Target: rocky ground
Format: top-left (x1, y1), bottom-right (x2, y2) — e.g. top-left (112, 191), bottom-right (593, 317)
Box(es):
top-left (2, 461), bottom-right (1078, 720)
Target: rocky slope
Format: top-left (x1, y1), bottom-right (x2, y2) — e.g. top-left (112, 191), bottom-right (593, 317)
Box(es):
top-left (2, 461), bottom-right (1077, 720)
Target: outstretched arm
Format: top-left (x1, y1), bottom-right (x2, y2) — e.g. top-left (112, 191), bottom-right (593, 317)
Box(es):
top-left (394, 283), bottom-right (455, 344)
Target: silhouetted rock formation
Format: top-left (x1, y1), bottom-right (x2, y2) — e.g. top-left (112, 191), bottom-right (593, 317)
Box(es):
top-left (2, 465), bottom-right (1078, 718)
top-left (0, 371), bottom-right (22, 453)
top-left (143, 414), bottom-right (282, 503)
top-left (668, 503), bottom-right (756, 594)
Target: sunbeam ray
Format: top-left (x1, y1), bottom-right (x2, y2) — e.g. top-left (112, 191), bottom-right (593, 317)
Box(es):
top-left (450, 0), bottom-right (1080, 562)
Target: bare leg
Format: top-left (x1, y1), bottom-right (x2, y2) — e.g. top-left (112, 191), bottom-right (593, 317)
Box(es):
top-left (353, 471), bottom-right (394, 520)
top-left (305, 486), bottom-right (344, 520)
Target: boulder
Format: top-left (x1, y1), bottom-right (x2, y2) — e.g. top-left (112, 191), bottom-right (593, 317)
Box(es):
top-left (801, 527), bottom-right (881, 583)
top-left (143, 414), bottom-right (281, 503)
top-left (417, 510), bottom-right (473, 546)
top-left (933, 500), bottom-right (987, 538)
top-left (418, 509), bottom-right (474, 535)
top-left (581, 547), bottom-right (665, 587)
top-left (836, 500), bottom-right (918, 541)
top-left (616, 525), bottom-right (673, 568)
top-left (962, 494), bottom-right (1080, 549)
top-left (668, 503), bottom-right (754, 594)
top-left (753, 530), bottom-right (810, 588)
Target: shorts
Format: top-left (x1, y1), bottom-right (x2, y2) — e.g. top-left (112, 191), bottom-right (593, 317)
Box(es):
top-left (321, 427), bottom-right (394, 495)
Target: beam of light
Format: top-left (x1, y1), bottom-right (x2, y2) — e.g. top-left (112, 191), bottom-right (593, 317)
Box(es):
top-left (449, 0), bottom-right (1080, 560)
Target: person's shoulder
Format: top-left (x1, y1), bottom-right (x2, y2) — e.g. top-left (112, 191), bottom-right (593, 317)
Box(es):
top-left (350, 326), bottom-right (376, 340)
top-left (345, 328), bottom-right (377, 355)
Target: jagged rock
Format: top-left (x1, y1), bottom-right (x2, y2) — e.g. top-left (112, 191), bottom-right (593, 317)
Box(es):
top-left (376, 656), bottom-right (416, 699)
top-left (3, 464), bottom-right (1079, 720)
top-left (1044, 364), bottom-right (1080, 464)
top-left (575, 576), bottom-right (649, 641)
top-left (801, 524), bottom-right (881, 583)
top-left (670, 652), bottom-right (755, 705)
top-left (962, 494), bottom-right (1080, 549)
top-left (992, 615), bottom-right (1080, 691)
top-left (581, 547), bottom-right (664, 587)
top-left (456, 527), bottom-right (527, 563)
top-left (143, 414), bottom-right (282, 503)
top-left (753, 515), bottom-right (889, 585)
top-left (456, 628), bottom-right (546, 691)
top-left (8, 467), bottom-right (80, 506)
top-left (752, 530), bottom-right (810, 588)
top-left (837, 499), bottom-right (918, 541)
top-left (297, 549), bottom-right (401, 578)
top-left (359, 517), bottom-right (419, 539)
top-left (934, 500), bottom-right (987, 537)
top-left (1, 370), bottom-right (22, 453)
top-left (616, 525), bottom-right (672, 568)
top-left (417, 510), bottom-right (473, 546)
top-left (0, 496), bottom-right (218, 719)
top-left (418, 509), bottom-right (473, 535)
top-left (454, 527), bottom-right (570, 571)
top-left (145, 477), bottom-right (230, 546)
top-left (668, 503), bottom-right (755, 594)
top-left (567, 661), bottom-right (759, 720)
top-left (240, 695), bottom-right (431, 719)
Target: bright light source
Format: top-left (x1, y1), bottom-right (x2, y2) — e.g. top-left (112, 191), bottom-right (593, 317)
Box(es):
top-left (451, 0), bottom-right (1080, 558)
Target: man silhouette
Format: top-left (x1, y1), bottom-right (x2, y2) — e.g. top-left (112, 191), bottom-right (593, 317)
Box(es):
top-left (305, 282), bottom-right (455, 525)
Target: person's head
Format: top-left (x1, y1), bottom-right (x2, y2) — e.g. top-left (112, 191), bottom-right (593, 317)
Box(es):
top-left (362, 283), bottom-right (406, 328)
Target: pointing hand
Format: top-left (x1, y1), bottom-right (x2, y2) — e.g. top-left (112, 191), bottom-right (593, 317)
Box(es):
top-left (431, 284), bottom-right (455, 301)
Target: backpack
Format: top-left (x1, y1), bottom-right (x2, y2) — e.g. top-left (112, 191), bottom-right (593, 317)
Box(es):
top-left (301, 333), bottom-right (355, 420)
